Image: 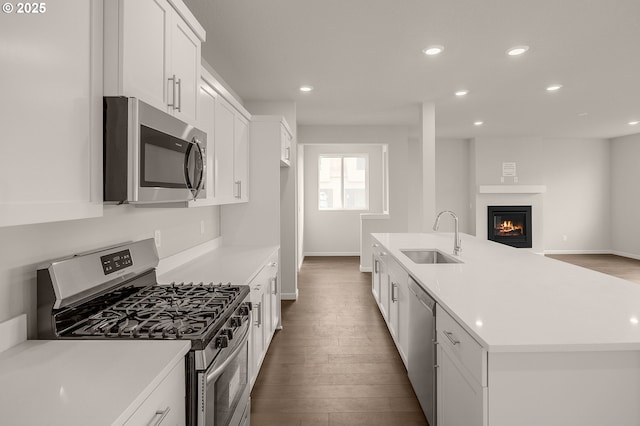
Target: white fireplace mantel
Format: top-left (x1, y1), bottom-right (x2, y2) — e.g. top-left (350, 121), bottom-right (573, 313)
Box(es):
top-left (478, 185), bottom-right (547, 194)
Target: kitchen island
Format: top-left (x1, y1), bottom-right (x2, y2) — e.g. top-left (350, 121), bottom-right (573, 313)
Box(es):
top-left (373, 232), bottom-right (640, 426)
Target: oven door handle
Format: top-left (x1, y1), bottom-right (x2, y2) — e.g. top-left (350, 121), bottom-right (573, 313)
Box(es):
top-left (205, 310), bottom-right (251, 384)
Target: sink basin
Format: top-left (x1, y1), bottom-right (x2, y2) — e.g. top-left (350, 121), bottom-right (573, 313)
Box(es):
top-left (401, 249), bottom-right (463, 264)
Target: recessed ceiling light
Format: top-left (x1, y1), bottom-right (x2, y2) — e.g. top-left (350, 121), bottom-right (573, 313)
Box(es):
top-left (629, 121), bottom-right (640, 125)
top-left (299, 85), bottom-right (314, 92)
top-left (506, 45), bottom-right (529, 56)
top-left (546, 84), bottom-right (563, 91)
top-left (455, 90), bottom-right (469, 97)
top-left (474, 121), bottom-right (484, 126)
top-left (577, 112), bottom-right (589, 117)
top-left (422, 45), bottom-right (444, 56)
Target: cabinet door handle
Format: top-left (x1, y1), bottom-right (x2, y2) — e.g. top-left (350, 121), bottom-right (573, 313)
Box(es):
top-left (168, 75), bottom-right (177, 108)
top-left (443, 330), bottom-right (460, 345)
top-left (149, 407), bottom-right (171, 426)
top-left (374, 259), bottom-right (379, 274)
top-left (234, 180), bottom-right (242, 198)
top-left (176, 78), bottom-right (182, 112)
top-left (285, 147), bottom-right (290, 160)
top-left (372, 243), bottom-right (379, 248)
top-left (272, 277), bottom-right (278, 295)
top-left (269, 262), bottom-right (278, 267)
top-left (391, 282), bottom-right (397, 302)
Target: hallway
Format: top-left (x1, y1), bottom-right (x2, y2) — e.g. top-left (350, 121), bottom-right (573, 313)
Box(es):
top-left (250, 256), bottom-right (428, 426)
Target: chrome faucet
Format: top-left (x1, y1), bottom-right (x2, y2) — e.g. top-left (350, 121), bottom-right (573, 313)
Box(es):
top-left (433, 210), bottom-right (462, 256)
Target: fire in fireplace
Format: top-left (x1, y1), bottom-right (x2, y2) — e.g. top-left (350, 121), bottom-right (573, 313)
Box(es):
top-left (487, 206), bottom-right (532, 248)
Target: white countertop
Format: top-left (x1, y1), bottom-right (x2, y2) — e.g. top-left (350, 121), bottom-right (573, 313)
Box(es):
top-left (0, 340), bottom-right (190, 425)
top-left (158, 245), bottom-right (279, 285)
top-left (373, 232), bottom-right (640, 353)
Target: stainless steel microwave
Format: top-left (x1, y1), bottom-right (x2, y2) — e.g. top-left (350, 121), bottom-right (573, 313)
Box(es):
top-left (103, 97), bottom-right (206, 204)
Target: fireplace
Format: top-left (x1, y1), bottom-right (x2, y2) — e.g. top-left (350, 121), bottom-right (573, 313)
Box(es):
top-left (487, 206), bottom-right (532, 248)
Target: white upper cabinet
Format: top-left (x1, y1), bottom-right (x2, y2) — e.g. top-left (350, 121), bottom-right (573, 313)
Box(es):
top-left (280, 123), bottom-right (293, 167)
top-left (233, 114), bottom-right (250, 202)
top-left (190, 68), bottom-right (251, 207)
top-left (104, 0), bottom-right (205, 126)
top-left (0, 0), bottom-right (103, 227)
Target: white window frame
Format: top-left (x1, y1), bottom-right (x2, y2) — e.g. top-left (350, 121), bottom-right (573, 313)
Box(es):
top-left (318, 154), bottom-right (369, 211)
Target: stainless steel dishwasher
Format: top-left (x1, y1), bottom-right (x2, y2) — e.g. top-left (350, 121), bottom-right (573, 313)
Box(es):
top-left (408, 277), bottom-right (437, 425)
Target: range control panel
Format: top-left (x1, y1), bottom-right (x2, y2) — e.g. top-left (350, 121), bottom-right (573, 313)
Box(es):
top-left (100, 249), bottom-right (133, 275)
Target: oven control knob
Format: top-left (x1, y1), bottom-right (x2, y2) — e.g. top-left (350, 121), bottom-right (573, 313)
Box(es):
top-left (230, 316), bottom-right (244, 327)
top-left (215, 335), bottom-right (229, 349)
top-left (221, 328), bottom-right (234, 340)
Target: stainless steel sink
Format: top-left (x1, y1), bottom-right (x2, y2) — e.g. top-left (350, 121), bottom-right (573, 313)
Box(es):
top-left (400, 249), bottom-right (463, 264)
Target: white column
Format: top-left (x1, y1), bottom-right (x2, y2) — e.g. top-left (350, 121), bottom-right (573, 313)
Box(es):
top-left (421, 102), bottom-right (436, 231)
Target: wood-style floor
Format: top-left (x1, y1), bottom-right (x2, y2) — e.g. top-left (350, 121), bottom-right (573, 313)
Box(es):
top-left (546, 254), bottom-right (640, 285)
top-left (250, 256), bottom-right (428, 426)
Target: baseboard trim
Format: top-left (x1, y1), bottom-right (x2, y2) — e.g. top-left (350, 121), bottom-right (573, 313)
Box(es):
top-left (611, 250), bottom-right (640, 261)
top-left (544, 249), bottom-right (612, 255)
top-left (360, 265), bottom-right (372, 272)
top-left (303, 252), bottom-right (360, 257)
top-left (157, 237), bottom-right (223, 276)
top-left (281, 290), bottom-right (298, 301)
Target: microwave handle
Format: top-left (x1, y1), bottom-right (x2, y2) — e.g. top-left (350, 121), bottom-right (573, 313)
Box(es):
top-left (185, 139), bottom-right (205, 201)
top-left (192, 140), bottom-right (205, 201)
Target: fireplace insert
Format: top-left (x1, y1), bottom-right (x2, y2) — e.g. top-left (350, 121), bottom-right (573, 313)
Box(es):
top-left (487, 205), bottom-right (532, 248)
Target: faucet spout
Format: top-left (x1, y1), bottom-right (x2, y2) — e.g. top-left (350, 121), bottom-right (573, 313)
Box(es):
top-left (432, 210), bottom-right (462, 256)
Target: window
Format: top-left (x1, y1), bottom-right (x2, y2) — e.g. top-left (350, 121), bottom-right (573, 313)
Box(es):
top-left (318, 155), bottom-right (368, 210)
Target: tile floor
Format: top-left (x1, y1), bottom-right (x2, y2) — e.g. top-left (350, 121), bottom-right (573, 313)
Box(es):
top-left (250, 256), bottom-right (428, 426)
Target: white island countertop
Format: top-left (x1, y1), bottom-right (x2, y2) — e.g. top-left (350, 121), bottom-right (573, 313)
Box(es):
top-left (373, 232), bottom-right (640, 353)
top-left (0, 340), bottom-right (189, 425)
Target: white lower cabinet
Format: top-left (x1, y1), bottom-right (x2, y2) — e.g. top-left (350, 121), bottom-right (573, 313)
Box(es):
top-left (436, 304), bottom-right (488, 426)
top-left (124, 360), bottom-right (185, 426)
top-left (388, 257), bottom-right (409, 366)
top-left (372, 240), bottom-right (409, 366)
top-left (249, 251), bottom-right (280, 388)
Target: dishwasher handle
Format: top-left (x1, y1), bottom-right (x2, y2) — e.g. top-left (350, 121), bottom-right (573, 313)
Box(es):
top-left (408, 277), bottom-right (436, 314)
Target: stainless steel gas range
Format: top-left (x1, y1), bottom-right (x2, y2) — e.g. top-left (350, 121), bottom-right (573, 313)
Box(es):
top-left (37, 238), bottom-right (251, 426)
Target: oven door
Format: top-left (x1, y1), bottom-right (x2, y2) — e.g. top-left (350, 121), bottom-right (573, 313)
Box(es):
top-left (199, 313), bottom-right (251, 426)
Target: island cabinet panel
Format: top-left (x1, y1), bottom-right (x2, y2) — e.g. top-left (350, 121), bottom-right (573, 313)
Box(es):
top-left (387, 256), bottom-right (410, 366)
top-left (436, 305), bottom-right (488, 426)
top-left (487, 351), bottom-right (640, 426)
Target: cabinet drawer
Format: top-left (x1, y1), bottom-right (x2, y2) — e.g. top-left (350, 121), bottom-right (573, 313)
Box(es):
top-left (124, 360), bottom-right (185, 425)
top-left (436, 305), bottom-right (486, 387)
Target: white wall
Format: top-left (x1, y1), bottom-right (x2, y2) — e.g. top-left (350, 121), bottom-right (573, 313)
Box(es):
top-left (0, 205), bottom-right (220, 337)
top-left (611, 133), bottom-right (640, 259)
top-left (302, 143), bottom-right (383, 255)
top-left (299, 125), bottom-right (410, 266)
top-left (472, 137), bottom-right (611, 252)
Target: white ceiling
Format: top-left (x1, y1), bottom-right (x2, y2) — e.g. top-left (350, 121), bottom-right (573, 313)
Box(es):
top-left (184, 0), bottom-right (640, 139)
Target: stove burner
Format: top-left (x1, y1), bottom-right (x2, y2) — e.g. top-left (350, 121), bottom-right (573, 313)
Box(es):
top-left (68, 283), bottom-right (245, 342)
